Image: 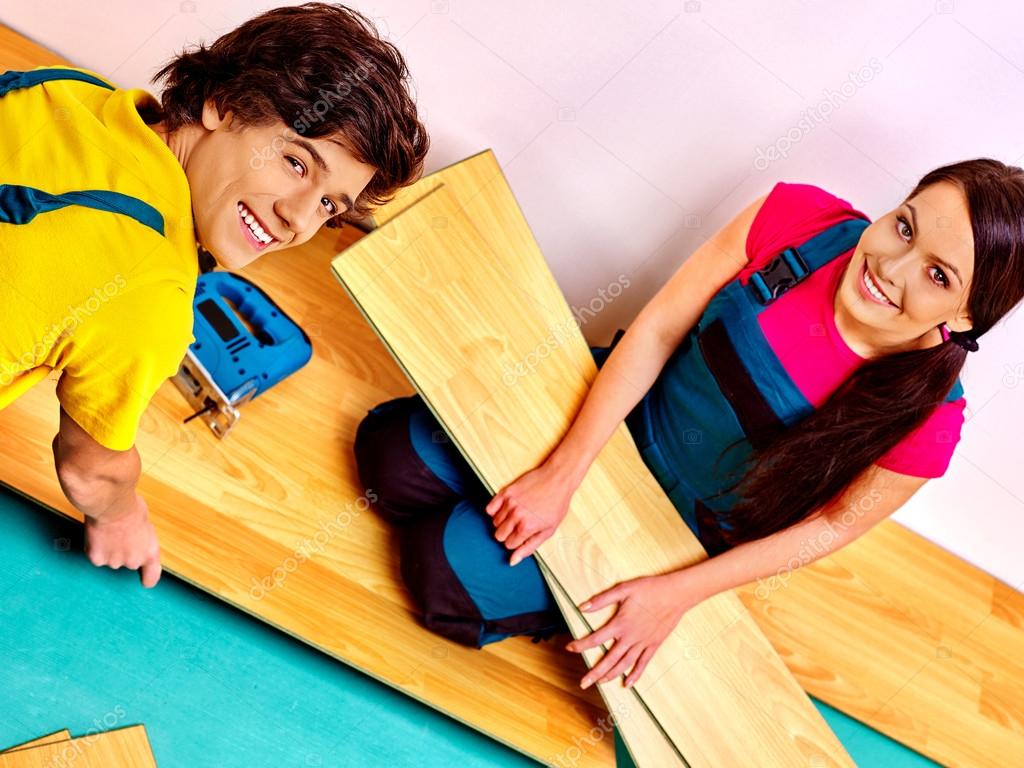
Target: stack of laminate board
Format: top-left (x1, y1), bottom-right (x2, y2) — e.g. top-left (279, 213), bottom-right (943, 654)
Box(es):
top-left (331, 150), bottom-right (856, 767)
top-left (0, 726), bottom-right (156, 766)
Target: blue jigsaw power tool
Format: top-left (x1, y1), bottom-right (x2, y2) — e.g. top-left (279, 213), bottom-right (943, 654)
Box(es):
top-left (172, 270), bottom-right (312, 438)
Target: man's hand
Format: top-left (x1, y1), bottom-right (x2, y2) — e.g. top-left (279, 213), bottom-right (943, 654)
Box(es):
top-left (84, 492), bottom-right (162, 588)
top-left (53, 406), bottom-right (162, 588)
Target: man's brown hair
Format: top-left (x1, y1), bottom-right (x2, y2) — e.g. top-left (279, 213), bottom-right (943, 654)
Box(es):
top-left (152, 2), bottom-right (429, 224)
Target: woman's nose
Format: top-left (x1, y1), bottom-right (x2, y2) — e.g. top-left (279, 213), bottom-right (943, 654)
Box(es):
top-left (877, 251), bottom-right (917, 283)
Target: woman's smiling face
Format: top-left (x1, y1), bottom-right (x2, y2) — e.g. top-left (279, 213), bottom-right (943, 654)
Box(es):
top-left (174, 98), bottom-right (377, 270)
top-left (835, 180), bottom-right (976, 357)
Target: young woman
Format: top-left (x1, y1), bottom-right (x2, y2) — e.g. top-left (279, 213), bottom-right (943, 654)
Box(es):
top-left (0, 3), bottom-right (428, 587)
top-left (355, 158), bottom-right (1024, 688)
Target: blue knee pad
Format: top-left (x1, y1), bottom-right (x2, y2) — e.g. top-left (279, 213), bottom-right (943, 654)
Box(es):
top-left (407, 404), bottom-right (481, 498)
top-left (442, 499), bottom-right (559, 644)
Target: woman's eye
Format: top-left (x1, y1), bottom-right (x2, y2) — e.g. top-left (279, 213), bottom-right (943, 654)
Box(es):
top-left (286, 156), bottom-right (337, 214)
top-left (930, 266), bottom-right (950, 288)
top-left (895, 214), bottom-right (912, 242)
top-left (896, 214), bottom-right (949, 288)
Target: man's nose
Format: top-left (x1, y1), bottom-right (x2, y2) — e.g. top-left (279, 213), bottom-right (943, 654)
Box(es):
top-left (275, 190), bottom-right (321, 234)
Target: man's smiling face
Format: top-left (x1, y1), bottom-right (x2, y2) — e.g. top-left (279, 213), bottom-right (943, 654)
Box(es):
top-left (181, 98), bottom-right (377, 270)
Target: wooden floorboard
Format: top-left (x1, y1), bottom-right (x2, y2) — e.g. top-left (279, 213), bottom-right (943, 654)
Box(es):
top-left (1, 730), bottom-right (70, 753)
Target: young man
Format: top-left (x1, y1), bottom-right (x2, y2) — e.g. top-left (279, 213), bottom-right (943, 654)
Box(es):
top-left (0, 3), bottom-right (429, 587)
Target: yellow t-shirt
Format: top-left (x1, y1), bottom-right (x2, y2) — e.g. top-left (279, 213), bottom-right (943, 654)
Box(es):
top-left (0, 65), bottom-right (198, 450)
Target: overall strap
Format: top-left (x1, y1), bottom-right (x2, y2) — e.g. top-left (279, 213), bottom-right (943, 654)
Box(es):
top-left (0, 67), bottom-right (114, 97)
top-left (743, 215), bottom-right (965, 404)
top-left (746, 217), bottom-right (870, 305)
top-left (0, 68), bottom-right (165, 238)
top-left (0, 185), bottom-right (165, 237)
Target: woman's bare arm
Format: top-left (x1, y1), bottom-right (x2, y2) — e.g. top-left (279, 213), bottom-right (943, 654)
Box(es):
top-left (548, 193), bottom-right (769, 486)
top-left (684, 463), bottom-right (929, 600)
top-left (565, 463), bottom-right (929, 688)
top-left (492, 191), bottom-right (769, 561)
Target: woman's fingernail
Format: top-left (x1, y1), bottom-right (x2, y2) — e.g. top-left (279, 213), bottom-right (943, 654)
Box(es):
top-left (580, 678), bottom-right (591, 689)
top-left (579, 601), bottom-right (591, 610)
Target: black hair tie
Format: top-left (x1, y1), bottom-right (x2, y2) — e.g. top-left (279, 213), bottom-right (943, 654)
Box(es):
top-left (944, 326), bottom-right (980, 352)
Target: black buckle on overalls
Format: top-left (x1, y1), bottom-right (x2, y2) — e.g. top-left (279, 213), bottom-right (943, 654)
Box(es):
top-left (748, 246), bottom-right (809, 304)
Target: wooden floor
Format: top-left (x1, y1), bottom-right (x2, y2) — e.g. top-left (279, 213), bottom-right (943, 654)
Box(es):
top-left (2, 21), bottom-right (1022, 768)
top-left (739, 520), bottom-right (1024, 767)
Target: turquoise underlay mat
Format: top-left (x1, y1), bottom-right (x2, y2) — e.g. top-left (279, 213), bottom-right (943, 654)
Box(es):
top-left (0, 485), bottom-right (937, 767)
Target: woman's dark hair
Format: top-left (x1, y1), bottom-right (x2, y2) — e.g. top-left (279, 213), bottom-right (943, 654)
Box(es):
top-left (150, 2), bottom-right (429, 224)
top-left (712, 158), bottom-right (1024, 546)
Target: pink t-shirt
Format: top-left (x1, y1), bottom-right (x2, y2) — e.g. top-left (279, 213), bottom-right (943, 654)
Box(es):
top-left (739, 181), bottom-right (966, 478)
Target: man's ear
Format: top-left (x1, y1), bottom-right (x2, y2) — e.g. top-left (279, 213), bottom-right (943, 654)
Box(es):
top-left (201, 98), bottom-right (232, 131)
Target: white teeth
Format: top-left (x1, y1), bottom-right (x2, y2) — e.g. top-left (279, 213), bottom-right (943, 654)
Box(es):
top-left (863, 269), bottom-right (895, 306)
top-left (238, 203), bottom-right (273, 244)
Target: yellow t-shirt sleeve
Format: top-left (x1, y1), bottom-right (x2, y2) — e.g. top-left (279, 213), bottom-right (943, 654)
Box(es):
top-left (55, 282), bottom-right (194, 451)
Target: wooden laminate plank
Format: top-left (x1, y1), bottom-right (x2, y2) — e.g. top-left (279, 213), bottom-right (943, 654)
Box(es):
top-left (370, 155), bottom-right (682, 765)
top-left (540, 559), bottom-right (686, 767)
top-left (330, 162), bottom-right (854, 767)
top-left (1, 731), bottom-right (70, 752)
top-left (736, 520), bottom-right (1024, 766)
top-left (0, 726), bottom-right (155, 767)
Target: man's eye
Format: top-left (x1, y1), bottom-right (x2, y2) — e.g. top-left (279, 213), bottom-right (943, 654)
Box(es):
top-left (287, 157), bottom-right (336, 213)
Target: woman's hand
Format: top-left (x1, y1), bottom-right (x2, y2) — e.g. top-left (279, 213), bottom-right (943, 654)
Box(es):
top-left (566, 569), bottom-right (703, 689)
top-left (485, 460), bottom-right (579, 566)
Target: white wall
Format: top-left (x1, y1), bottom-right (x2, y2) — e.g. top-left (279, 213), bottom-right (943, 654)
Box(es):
top-left (5, 0), bottom-right (1022, 587)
